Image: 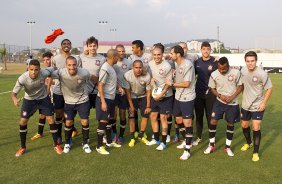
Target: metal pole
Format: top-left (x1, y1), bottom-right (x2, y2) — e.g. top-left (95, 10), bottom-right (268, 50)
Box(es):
top-left (27, 21), bottom-right (35, 57)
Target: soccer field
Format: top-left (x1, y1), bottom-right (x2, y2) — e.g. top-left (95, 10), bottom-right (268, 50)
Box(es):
top-left (1, 70), bottom-right (282, 184)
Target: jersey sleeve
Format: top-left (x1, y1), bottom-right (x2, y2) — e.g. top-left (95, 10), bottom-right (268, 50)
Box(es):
top-left (262, 72), bottom-right (272, 90)
top-left (12, 75), bottom-right (24, 94)
top-left (208, 72), bottom-right (216, 88)
top-left (99, 69), bottom-right (109, 84)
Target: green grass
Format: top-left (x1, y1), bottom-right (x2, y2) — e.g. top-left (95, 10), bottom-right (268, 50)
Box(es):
top-left (1, 74), bottom-right (282, 184)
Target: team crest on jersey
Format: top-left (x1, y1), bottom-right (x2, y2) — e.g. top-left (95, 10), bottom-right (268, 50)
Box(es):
top-left (40, 79), bottom-right (45, 84)
top-left (22, 111), bottom-right (27, 117)
top-left (140, 80), bottom-right (145, 85)
top-left (208, 65), bottom-right (213, 71)
top-left (144, 58), bottom-right (148, 63)
top-left (228, 75), bottom-right (234, 82)
top-left (252, 76), bottom-right (258, 83)
top-left (95, 60), bottom-right (101, 66)
top-left (122, 64), bottom-right (127, 69)
top-left (77, 78), bottom-right (83, 84)
top-left (159, 69), bottom-right (164, 75)
top-left (179, 67), bottom-right (184, 74)
top-left (211, 112), bottom-right (216, 117)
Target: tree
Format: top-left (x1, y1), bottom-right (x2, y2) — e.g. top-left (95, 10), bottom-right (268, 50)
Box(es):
top-left (0, 47), bottom-right (7, 70)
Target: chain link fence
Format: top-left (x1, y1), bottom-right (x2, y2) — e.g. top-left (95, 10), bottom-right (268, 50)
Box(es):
top-left (0, 44), bottom-right (29, 63)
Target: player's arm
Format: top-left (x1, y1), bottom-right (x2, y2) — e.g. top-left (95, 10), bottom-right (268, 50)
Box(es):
top-left (125, 88), bottom-right (134, 113)
top-left (144, 89), bottom-right (151, 114)
top-left (258, 87), bottom-right (273, 112)
top-left (97, 81), bottom-right (107, 112)
top-left (225, 85), bottom-right (243, 103)
top-left (11, 78), bottom-right (23, 107)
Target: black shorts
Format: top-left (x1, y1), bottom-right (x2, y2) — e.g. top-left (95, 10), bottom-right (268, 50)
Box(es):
top-left (173, 99), bottom-right (194, 119)
top-left (53, 93), bottom-right (65, 110)
top-left (95, 97), bottom-right (115, 121)
top-left (114, 94), bottom-right (129, 109)
top-left (241, 108), bottom-right (264, 121)
top-left (64, 101), bottom-right (90, 120)
top-left (132, 97), bottom-right (149, 118)
top-left (89, 94), bottom-right (97, 109)
top-left (21, 96), bottom-right (53, 119)
top-left (151, 96), bottom-right (173, 115)
top-left (211, 99), bottom-right (240, 123)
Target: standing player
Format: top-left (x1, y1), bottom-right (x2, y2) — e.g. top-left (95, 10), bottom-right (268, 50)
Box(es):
top-left (124, 60), bottom-right (151, 147)
top-left (52, 56), bottom-right (92, 154)
top-left (167, 45), bottom-right (196, 160)
top-left (146, 46), bottom-right (173, 151)
top-left (96, 49), bottom-right (121, 155)
top-left (12, 59), bottom-right (62, 157)
top-left (112, 44), bottom-right (131, 144)
top-left (240, 51), bottom-right (272, 162)
top-left (204, 57), bottom-right (243, 157)
top-left (193, 41), bottom-right (218, 146)
top-left (178, 42), bottom-right (199, 63)
top-left (31, 51), bottom-right (54, 140)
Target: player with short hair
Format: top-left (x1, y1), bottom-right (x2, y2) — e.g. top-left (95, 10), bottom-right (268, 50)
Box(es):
top-left (124, 60), bottom-right (151, 147)
top-left (204, 57), bottom-right (243, 157)
top-left (12, 59), bottom-right (62, 157)
top-left (240, 51), bottom-right (273, 162)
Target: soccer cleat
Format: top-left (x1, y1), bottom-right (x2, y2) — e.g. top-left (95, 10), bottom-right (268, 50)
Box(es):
top-left (143, 133), bottom-right (148, 139)
top-left (117, 137), bottom-right (124, 145)
top-left (63, 144), bottom-right (71, 154)
top-left (146, 139), bottom-right (160, 146)
top-left (106, 142), bottom-right (122, 148)
top-left (241, 143), bottom-right (253, 151)
top-left (96, 146), bottom-right (109, 155)
top-left (180, 150), bottom-right (191, 160)
top-left (83, 144), bottom-right (92, 153)
top-left (112, 133), bottom-right (118, 143)
top-left (173, 134), bottom-right (180, 143)
top-left (252, 153), bottom-right (260, 162)
top-left (31, 133), bottom-right (44, 141)
top-left (15, 147), bottom-right (26, 157)
top-left (156, 143), bottom-right (167, 151)
top-left (54, 145), bottom-right (63, 155)
top-left (72, 127), bottom-right (79, 138)
top-left (204, 145), bottom-right (215, 154)
top-left (177, 141), bottom-right (186, 149)
top-left (128, 139), bottom-right (135, 147)
top-left (141, 137), bottom-right (149, 144)
top-left (192, 137), bottom-right (202, 146)
top-left (224, 148), bottom-right (234, 157)
top-left (166, 135), bottom-right (171, 143)
top-left (134, 132), bottom-right (139, 139)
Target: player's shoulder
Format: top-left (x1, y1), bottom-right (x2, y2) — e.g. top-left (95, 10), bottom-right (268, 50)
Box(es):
top-left (18, 71), bottom-right (29, 82)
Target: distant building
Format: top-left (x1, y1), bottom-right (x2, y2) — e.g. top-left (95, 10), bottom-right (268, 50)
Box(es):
top-left (186, 39), bottom-right (223, 52)
top-left (84, 41), bottom-right (132, 54)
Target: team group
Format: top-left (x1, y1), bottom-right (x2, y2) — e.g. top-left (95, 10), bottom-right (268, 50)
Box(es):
top-left (12, 37), bottom-right (272, 161)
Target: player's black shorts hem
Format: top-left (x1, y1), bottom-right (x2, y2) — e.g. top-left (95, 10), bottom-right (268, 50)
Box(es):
top-left (53, 93), bottom-right (65, 110)
top-left (114, 94), bottom-right (129, 109)
top-left (64, 101), bottom-right (90, 120)
top-left (132, 97), bottom-right (149, 118)
top-left (173, 99), bottom-right (194, 119)
top-left (241, 108), bottom-right (264, 121)
top-left (151, 96), bottom-right (173, 115)
top-left (211, 99), bottom-right (240, 123)
top-left (95, 97), bottom-right (115, 121)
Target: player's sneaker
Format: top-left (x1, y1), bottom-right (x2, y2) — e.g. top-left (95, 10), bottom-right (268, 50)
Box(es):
top-left (106, 142), bottom-right (122, 148)
top-left (143, 133), bottom-right (148, 139)
top-left (134, 132), bottom-right (139, 139)
top-left (156, 143), bottom-right (166, 151)
top-left (128, 139), bottom-right (135, 147)
top-left (83, 144), bottom-right (92, 153)
top-left (117, 137), bottom-right (124, 145)
top-left (224, 148), bottom-right (234, 157)
top-left (204, 145), bottom-right (215, 154)
top-left (180, 150), bottom-right (190, 160)
top-left (192, 137), bottom-right (202, 146)
top-left (177, 141), bottom-right (186, 149)
top-left (63, 144), bottom-right (71, 154)
top-left (241, 143), bottom-right (253, 151)
top-left (54, 145), bottom-right (63, 154)
top-left (96, 146), bottom-right (109, 155)
top-left (252, 153), bottom-right (260, 162)
top-left (146, 139), bottom-right (160, 146)
top-left (166, 135), bottom-right (171, 143)
top-left (112, 133), bottom-right (118, 143)
top-left (31, 133), bottom-right (44, 141)
top-left (141, 137), bottom-right (149, 144)
top-left (15, 147), bottom-right (26, 157)
top-left (173, 134), bottom-right (180, 143)
top-left (72, 127), bottom-right (79, 138)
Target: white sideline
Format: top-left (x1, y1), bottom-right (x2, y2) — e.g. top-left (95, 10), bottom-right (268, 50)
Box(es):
top-left (0, 90), bottom-right (11, 95)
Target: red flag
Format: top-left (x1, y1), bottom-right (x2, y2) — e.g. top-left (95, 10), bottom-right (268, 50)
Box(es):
top-left (44, 28), bottom-right (64, 44)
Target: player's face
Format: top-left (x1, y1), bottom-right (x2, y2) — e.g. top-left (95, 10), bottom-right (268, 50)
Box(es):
top-left (87, 43), bottom-right (98, 56)
top-left (153, 48), bottom-right (163, 64)
top-left (245, 56), bottom-right (257, 71)
top-left (28, 65), bottom-right (40, 79)
top-left (61, 40), bottom-right (72, 53)
top-left (133, 62), bottom-right (143, 76)
top-left (117, 47), bottom-right (125, 60)
top-left (43, 57), bottom-right (51, 67)
top-left (132, 45), bottom-right (140, 55)
top-left (201, 46), bottom-right (211, 59)
top-left (83, 45), bottom-right (89, 55)
top-left (218, 63), bottom-right (229, 75)
top-left (66, 59), bottom-right (78, 76)
top-left (170, 49), bottom-right (177, 62)
top-left (178, 43), bottom-right (188, 57)
top-left (113, 54), bottom-right (119, 65)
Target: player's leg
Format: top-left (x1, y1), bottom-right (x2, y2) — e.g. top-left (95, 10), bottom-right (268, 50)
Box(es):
top-left (31, 113), bottom-right (45, 140)
top-left (240, 108), bottom-right (253, 151)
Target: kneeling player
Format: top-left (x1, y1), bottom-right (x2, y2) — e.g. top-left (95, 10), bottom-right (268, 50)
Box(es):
top-left (204, 57), bottom-right (243, 156)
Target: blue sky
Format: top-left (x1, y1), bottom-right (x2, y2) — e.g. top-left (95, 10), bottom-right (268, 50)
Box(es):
top-left (1, 0), bottom-right (281, 49)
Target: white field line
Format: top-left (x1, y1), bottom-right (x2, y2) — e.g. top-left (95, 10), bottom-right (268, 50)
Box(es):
top-left (0, 90), bottom-right (12, 95)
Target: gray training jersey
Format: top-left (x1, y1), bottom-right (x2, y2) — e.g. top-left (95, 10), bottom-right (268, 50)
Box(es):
top-left (97, 62), bottom-right (117, 100)
top-left (113, 58), bottom-right (131, 89)
top-left (185, 54), bottom-right (199, 63)
top-left (80, 53), bottom-right (106, 94)
top-left (241, 66), bottom-right (272, 111)
top-left (149, 60), bottom-right (173, 97)
top-left (128, 53), bottom-right (151, 69)
top-left (51, 68), bottom-right (90, 104)
top-left (209, 68), bottom-right (242, 105)
top-left (174, 59), bottom-right (196, 102)
top-left (52, 54), bottom-right (82, 95)
top-left (12, 68), bottom-right (54, 100)
top-left (124, 70), bottom-right (151, 99)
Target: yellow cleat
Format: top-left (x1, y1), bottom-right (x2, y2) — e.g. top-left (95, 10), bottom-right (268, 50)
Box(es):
top-left (72, 128), bottom-right (79, 138)
top-left (134, 132), bottom-right (139, 139)
top-left (96, 146), bottom-right (109, 155)
top-left (241, 143), bottom-right (253, 151)
top-left (143, 133), bottom-right (147, 139)
top-left (252, 153), bottom-right (260, 162)
top-left (31, 133), bottom-right (44, 141)
top-left (141, 137), bottom-right (149, 144)
top-left (128, 139), bottom-right (135, 147)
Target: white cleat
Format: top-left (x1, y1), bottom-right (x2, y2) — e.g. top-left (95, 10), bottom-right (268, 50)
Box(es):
top-left (177, 141), bottom-right (186, 149)
top-left (146, 139), bottom-right (160, 146)
top-left (180, 150), bottom-right (191, 160)
top-left (204, 145), bottom-right (215, 154)
top-left (63, 144), bottom-right (71, 154)
top-left (224, 148), bottom-right (234, 157)
top-left (83, 144), bottom-right (92, 153)
top-left (106, 142), bottom-right (122, 148)
top-left (166, 135), bottom-right (171, 143)
top-left (156, 143), bottom-right (167, 151)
